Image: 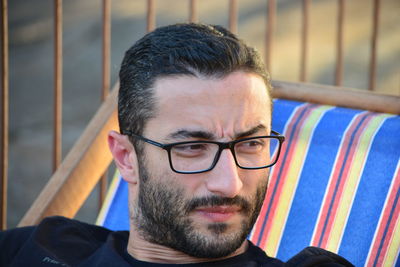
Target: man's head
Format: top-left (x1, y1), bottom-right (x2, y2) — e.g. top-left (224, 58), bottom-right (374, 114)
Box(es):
top-left (109, 23), bottom-right (277, 261)
top-left (118, 23), bottom-right (271, 141)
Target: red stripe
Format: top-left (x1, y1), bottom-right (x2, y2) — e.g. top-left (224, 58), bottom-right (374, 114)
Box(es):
top-left (311, 114), bottom-right (363, 246)
top-left (255, 104), bottom-right (317, 248)
top-left (251, 104), bottom-right (309, 245)
top-left (317, 113), bottom-right (374, 247)
top-left (251, 189), bottom-right (274, 244)
top-left (367, 165), bottom-right (400, 266)
top-left (259, 105), bottom-right (313, 246)
top-left (312, 112), bottom-right (374, 247)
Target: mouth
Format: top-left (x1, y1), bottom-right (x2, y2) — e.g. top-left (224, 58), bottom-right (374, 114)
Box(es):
top-left (193, 205), bottom-right (242, 223)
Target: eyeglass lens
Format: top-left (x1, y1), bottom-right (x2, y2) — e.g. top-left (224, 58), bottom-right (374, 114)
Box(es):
top-left (170, 137), bottom-right (280, 173)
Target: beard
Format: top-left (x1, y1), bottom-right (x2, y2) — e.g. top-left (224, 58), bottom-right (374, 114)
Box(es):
top-left (131, 158), bottom-right (268, 259)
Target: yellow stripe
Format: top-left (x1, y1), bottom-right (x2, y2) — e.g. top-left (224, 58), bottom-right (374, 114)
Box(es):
top-left (326, 114), bottom-right (390, 252)
top-left (265, 105), bottom-right (332, 256)
top-left (95, 170), bottom-right (121, 226)
top-left (382, 205), bottom-right (400, 266)
top-left (383, 205), bottom-right (400, 266)
top-left (382, 161), bottom-right (400, 267)
top-left (365, 160), bottom-right (399, 266)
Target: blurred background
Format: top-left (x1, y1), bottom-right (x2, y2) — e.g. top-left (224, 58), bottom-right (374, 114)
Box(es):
top-left (2, 0), bottom-right (399, 228)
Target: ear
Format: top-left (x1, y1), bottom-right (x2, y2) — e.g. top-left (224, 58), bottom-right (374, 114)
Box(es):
top-left (108, 130), bottom-right (139, 185)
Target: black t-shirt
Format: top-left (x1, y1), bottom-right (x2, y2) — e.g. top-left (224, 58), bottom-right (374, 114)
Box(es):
top-left (0, 216), bottom-right (354, 266)
top-left (0, 216), bottom-right (283, 266)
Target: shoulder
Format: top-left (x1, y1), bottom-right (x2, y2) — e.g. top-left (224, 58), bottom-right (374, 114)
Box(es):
top-left (245, 241), bottom-right (284, 266)
top-left (33, 215), bottom-right (112, 245)
top-left (245, 243), bottom-right (354, 267)
top-left (0, 224), bottom-right (36, 265)
top-left (285, 246), bottom-right (354, 267)
top-left (0, 216), bottom-right (123, 266)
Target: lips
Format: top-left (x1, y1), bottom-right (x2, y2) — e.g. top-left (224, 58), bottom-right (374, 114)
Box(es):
top-left (194, 205), bottom-right (241, 222)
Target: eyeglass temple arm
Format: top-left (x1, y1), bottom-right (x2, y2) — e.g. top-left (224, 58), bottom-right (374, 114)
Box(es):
top-left (123, 131), bottom-right (165, 148)
top-left (271, 130), bottom-right (285, 143)
top-left (271, 130), bottom-right (281, 136)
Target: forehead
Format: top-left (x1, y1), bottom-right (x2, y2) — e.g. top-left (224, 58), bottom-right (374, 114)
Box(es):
top-left (145, 71), bottom-right (272, 139)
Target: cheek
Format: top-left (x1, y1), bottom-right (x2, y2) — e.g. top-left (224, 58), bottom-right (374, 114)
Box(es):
top-left (241, 169), bottom-right (269, 201)
top-left (174, 174), bottom-right (207, 198)
top-left (143, 154), bottom-right (202, 196)
top-left (242, 169), bottom-right (270, 192)
top-left (143, 146), bottom-right (171, 175)
top-left (154, 149), bottom-right (168, 163)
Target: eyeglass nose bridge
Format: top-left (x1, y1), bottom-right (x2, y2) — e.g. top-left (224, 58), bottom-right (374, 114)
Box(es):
top-left (209, 141), bottom-right (239, 171)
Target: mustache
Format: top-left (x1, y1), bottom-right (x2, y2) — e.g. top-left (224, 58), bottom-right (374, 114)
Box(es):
top-left (186, 195), bottom-right (252, 214)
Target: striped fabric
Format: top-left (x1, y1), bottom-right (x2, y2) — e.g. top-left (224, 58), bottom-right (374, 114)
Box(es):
top-left (97, 99), bottom-right (400, 267)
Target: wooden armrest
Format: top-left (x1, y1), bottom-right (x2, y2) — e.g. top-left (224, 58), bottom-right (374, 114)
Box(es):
top-left (18, 84), bottom-right (119, 226)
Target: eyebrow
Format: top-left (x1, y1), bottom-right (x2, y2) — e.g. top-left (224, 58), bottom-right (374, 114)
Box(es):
top-left (235, 124), bottom-right (268, 139)
top-left (168, 130), bottom-right (215, 140)
top-left (167, 124), bottom-right (268, 141)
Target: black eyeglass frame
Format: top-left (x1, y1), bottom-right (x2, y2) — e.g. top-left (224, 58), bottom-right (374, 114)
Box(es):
top-left (124, 130), bottom-right (285, 174)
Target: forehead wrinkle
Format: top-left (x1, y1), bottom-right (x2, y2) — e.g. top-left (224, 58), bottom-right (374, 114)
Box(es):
top-left (149, 72), bottom-right (272, 141)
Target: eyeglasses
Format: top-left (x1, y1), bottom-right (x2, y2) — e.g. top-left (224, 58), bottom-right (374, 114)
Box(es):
top-left (124, 130), bottom-right (285, 174)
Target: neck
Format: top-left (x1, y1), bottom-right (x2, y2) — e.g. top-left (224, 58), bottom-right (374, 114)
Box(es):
top-left (127, 227), bottom-right (248, 264)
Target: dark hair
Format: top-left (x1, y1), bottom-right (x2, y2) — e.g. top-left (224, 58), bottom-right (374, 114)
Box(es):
top-left (118, 23), bottom-right (271, 148)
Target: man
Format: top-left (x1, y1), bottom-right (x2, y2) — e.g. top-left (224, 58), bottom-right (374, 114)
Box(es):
top-left (0, 23), bottom-right (353, 266)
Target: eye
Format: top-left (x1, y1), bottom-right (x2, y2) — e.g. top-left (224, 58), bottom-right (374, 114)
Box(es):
top-left (236, 139), bottom-right (266, 153)
top-left (172, 143), bottom-right (210, 157)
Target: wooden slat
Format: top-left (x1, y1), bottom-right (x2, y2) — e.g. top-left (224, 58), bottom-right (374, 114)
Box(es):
top-left (1, 0), bottom-right (9, 231)
top-left (368, 0), bottom-right (381, 91)
top-left (189, 0), bottom-right (197, 23)
top-left (53, 0), bottom-right (63, 171)
top-left (99, 0), bottom-right (111, 210)
top-left (335, 0), bottom-right (345, 86)
top-left (272, 80), bottom-right (400, 114)
top-left (229, 0), bottom-right (238, 34)
top-left (300, 0), bottom-right (310, 82)
top-left (265, 0), bottom-right (276, 73)
top-left (147, 0), bottom-right (155, 32)
top-left (18, 85), bottom-right (119, 227)
top-left (102, 0), bottom-right (111, 102)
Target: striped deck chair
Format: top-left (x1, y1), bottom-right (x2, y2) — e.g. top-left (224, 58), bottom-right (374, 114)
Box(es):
top-left (97, 99), bottom-right (400, 267)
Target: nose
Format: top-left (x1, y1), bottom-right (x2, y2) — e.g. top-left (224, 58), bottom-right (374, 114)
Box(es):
top-left (205, 149), bottom-right (243, 198)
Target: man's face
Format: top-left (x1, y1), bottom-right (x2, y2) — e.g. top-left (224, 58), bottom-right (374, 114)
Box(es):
top-left (132, 71), bottom-right (272, 258)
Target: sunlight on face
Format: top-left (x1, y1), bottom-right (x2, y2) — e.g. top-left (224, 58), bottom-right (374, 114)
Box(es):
top-left (132, 71), bottom-right (272, 258)
top-left (134, 158), bottom-right (268, 258)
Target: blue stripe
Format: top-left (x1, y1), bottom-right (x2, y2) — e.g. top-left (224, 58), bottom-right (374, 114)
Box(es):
top-left (276, 106), bottom-right (361, 261)
top-left (255, 102), bottom-right (312, 245)
top-left (339, 115), bottom-right (400, 266)
top-left (272, 99), bottom-right (305, 134)
top-left (103, 178), bottom-right (129, 231)
top-left (317, 113), bottom-right (370, 246)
